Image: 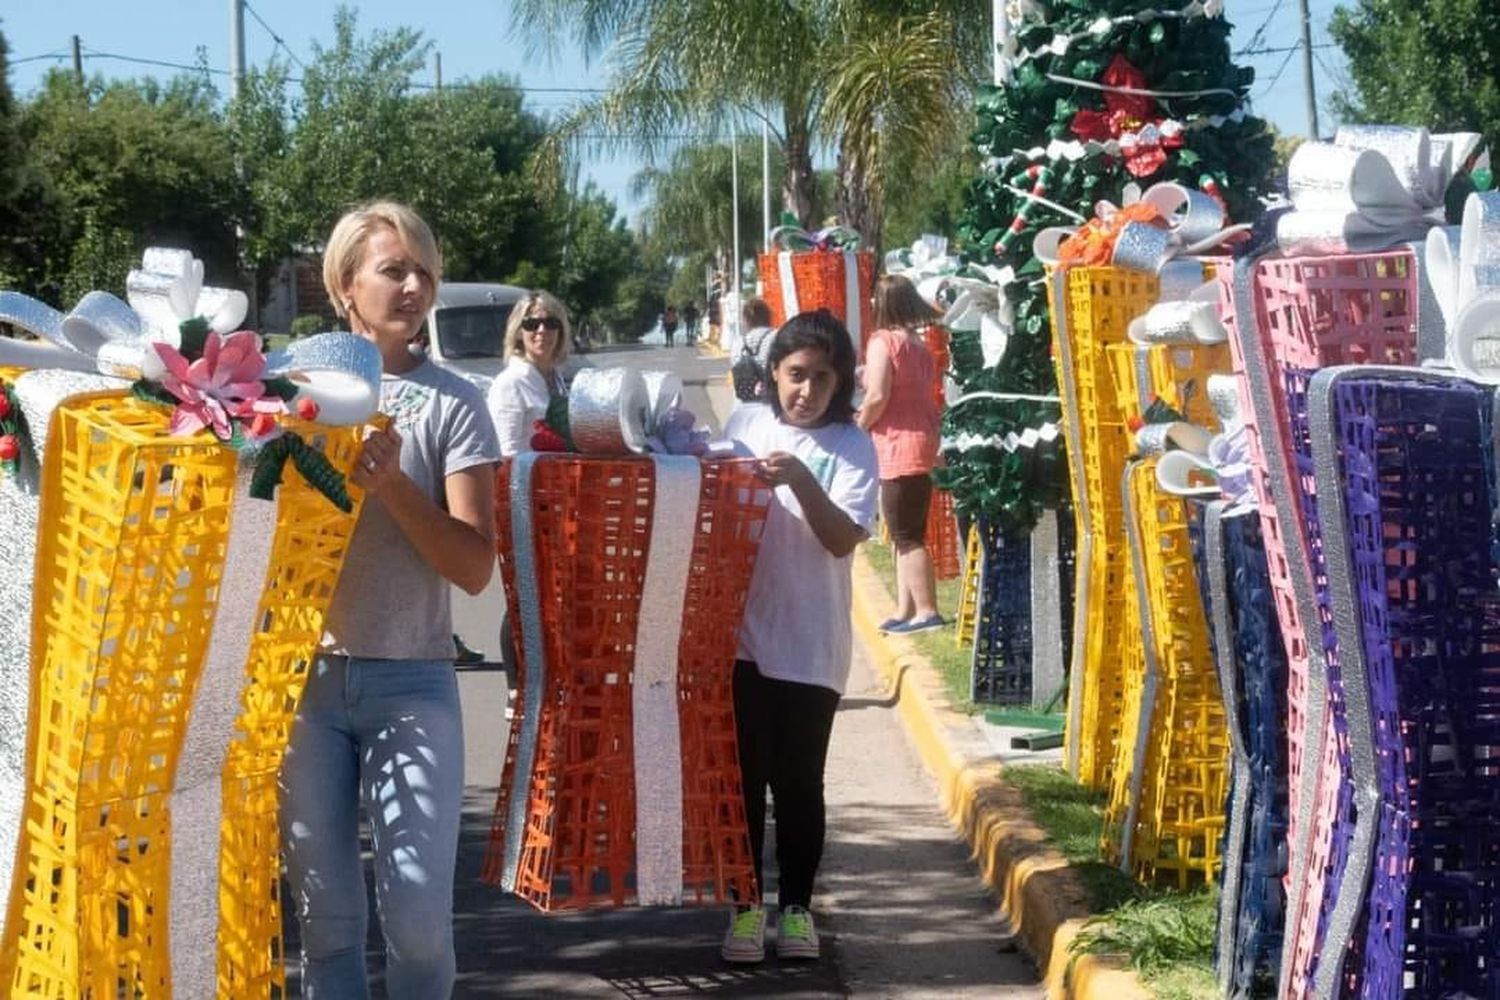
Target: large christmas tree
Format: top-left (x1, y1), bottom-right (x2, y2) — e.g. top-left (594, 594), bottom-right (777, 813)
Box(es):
top-left (938, 0), bottom-right (1275, 531)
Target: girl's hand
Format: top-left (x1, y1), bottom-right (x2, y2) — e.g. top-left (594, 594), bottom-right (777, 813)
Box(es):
top-left (756, 451), bottom-right (813, 490)
top-left (351, 426), bottom-right (403, 493)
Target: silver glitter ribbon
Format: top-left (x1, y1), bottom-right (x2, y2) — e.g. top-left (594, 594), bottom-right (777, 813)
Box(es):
top-left (569, 367), bottom-right (698, 455)
top-left (1229, 256), bottom-right (1333, 1000)
top-left (1111, 183), bottom-right (1242, 273)
top-left (1202, 499), bottom-right (1252, 997)
top-left (1276, 126), bottom-right (1481, 256)
top-left (1049, 266), bottom-right (1093, 779)
top-left (569, 367), bottom-right (651, 454)
top-left (1116, 458), bottom-right (1164, 873)
top-left (500, 452), bottom-right (550, 891)
top-left (1028, 510), bottom-right (1067, 711)
top-left (1126, 295), bottom-right (1227, 347)
top-left (1304, 364), bottom-right (1402, 1000)
top-left (169, 464), bottom-right (278, 997)
top-left (631, 456), bottom-right (700, 905)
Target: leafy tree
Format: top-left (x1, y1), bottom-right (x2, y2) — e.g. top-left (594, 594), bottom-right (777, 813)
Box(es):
top-left (631, 138), bottom-right (772, 267)
top-left (0, 29), bottom-right (54, 293)
top-left (19, 69), bottom-right (244, 304)
top-left (1329, 0), bottom-right (1500, 146)
top-left (512, 0), bottom-right (987, 246)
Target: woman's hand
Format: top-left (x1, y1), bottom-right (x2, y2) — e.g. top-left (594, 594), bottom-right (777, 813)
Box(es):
top-left (351, 426), bottom-right (403, 493)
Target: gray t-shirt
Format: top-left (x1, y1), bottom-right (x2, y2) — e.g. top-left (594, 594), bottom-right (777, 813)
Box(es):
top-left (323, 359), bottom-right (501, 659)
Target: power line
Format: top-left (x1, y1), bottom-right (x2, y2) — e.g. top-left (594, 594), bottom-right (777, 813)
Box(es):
top-left (64, 47), bottom-right (611, 97)
top-left (1254, 46), bottom-right (1300, 99)
top-left (1240, 42), bottom-right (1336, 56)
top-left (242, 0), bottom-right (306, 71)
top-left (1235, 0), bottom-right (1285, 56)
top-left (11, 52), bottom-right (69, 66)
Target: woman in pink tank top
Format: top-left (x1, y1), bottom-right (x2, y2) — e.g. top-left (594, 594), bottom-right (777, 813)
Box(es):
top-left (856, 275), bottom-right (944, 634)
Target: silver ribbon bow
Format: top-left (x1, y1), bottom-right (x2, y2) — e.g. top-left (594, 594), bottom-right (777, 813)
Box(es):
top-left (0, 248), bottom-right (381, 426)
top-left (569, 367), bottom-right (696, 454)
top-left (1277, 126), bottom-right (1484, 256)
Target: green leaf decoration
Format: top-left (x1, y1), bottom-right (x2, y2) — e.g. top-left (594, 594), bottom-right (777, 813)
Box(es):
top-left (131, 379), bottom-right (183, 407)
top-left (177, 317), bottom-right (211, 360)
top-left (544, 392), bottom-right (575, 450)
top-left (261, 376), bottom-right (300, 401)
top-left (250, 433), bottom-right (354, 513)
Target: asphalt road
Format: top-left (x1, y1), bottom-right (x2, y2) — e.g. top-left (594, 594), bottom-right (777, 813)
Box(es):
top-left (286, 343), bottom-right (1043, 998)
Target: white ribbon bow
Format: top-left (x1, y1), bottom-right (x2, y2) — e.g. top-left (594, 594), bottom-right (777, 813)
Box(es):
top-left (1277, 126), bottom-right (1485, 256)
top-left (885, 236), bottom-right (1016, 369)
top-left (0, 248), bottom-right (381, 426)
top-left (1423, 191), bottom-right (1500, 381)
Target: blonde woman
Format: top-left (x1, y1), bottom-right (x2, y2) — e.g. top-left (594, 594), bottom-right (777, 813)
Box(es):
top-left (486, 289), bottom-right (572, 457)
top-left (279, 201), bottom-right (500, 998)
top-left (856, 274), bottom-right (943, 634)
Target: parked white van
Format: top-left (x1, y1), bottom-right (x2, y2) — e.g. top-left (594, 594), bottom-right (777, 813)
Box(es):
top-left (422, 282), bottom-right (528, 393)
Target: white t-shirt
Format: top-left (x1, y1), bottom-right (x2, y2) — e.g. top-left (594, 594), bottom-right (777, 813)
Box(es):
top-left (487, 357), bottom-right (565, 457)
top-left (726, 403), bottom-right (879, 694)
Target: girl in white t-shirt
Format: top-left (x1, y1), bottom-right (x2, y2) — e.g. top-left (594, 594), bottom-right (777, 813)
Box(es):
top-left (721, 310), bottom-right (880, 965)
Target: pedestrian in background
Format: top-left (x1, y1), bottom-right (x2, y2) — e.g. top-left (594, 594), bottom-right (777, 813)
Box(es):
top-left (662, 303), bottom-right (680, 346)
top-left (683, 301), bottom-right (700, 344)
top-left (729, 296), bottom-right (777, 404)
top-left (279, 201), bottom-right (500, 999)
top-left (721, 310), bottom-right (879, 965)
top-left (486, 290), bottom-right (571, 457)
top-left (857, 274), bottom-right (944, 635)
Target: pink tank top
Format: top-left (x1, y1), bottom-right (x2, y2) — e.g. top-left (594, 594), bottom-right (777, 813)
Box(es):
top-left (865, 327), bottom-right (939, 478)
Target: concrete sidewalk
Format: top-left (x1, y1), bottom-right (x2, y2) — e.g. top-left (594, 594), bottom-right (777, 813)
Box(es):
top-left (848, 555), bottom-right (1149, 1000)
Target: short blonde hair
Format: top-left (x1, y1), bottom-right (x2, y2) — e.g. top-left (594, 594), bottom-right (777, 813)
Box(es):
top-left (503, 289), bottom-right (572, 366)
top-left (323, 201), bottom-right (444, 319)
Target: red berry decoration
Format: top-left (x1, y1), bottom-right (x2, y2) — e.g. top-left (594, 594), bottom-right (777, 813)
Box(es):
top-left (0, 393), bottom-right (11, 419)
top-left (529, 419), bottom-right (569, 452)
top-left (0, 435), bottom-right (18, 461)
top-left (295, 397), bottom-right (321, 421)
top-left (1126, 414), bottom-right (1145, 433)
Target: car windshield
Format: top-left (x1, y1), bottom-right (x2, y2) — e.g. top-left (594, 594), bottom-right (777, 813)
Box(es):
top-left (434, 304), bottom-right (513, 358)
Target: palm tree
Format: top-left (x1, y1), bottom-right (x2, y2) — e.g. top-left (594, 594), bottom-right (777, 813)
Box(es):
top-left (511, 0), bottom-right (986, 247)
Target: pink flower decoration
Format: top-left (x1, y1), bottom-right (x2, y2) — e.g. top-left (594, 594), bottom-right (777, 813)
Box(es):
top-left (153, 330), bottom-right (284, 443)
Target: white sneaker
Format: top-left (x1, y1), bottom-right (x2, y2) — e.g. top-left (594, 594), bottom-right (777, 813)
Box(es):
top-left (721, 906), bottom-right (767, 963)
top-left (776, 905), bottom-right (820, 959)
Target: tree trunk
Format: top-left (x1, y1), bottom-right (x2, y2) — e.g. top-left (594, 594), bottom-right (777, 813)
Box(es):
top-left (782, 115), bottom-right (818, 229)
top-left (837, 144), bottom-right (882, 253)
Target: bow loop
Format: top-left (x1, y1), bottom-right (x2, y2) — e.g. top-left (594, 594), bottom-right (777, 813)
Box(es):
top-left (1277, 126), bottom-right (1481, 255)
top-left (768, 224), bottom-right (862, 252)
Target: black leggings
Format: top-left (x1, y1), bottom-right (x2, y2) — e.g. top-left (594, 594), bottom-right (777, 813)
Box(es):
top-left (733, 660), bottom-right (841, 909)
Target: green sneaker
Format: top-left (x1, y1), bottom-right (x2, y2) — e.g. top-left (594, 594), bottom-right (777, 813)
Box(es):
top-left (776, 905), bottom-right (820, 959)
top-left (721, 906), bottom-right (767, 963)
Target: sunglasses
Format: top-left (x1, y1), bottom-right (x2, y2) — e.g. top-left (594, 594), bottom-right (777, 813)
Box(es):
top-left (521, 316), bottom-right (563, 333)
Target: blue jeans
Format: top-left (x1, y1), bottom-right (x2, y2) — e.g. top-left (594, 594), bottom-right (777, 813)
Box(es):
top-left (279, 655), bottom-right (464, 999)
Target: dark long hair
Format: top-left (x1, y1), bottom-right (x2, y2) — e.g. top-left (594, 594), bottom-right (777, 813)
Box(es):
top-left (765, 309), bottom-right (858, 425)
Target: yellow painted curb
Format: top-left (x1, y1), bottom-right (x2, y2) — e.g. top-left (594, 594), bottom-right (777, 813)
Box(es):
top-left (851, 551), bottom-right (1149, 1000)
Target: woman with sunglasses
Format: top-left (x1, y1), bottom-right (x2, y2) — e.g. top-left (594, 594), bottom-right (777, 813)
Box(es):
top-left (487, 289), bottom-right (573, 456)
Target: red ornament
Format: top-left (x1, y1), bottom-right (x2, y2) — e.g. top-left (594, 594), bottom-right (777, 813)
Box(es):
top-left (529, 419), bottom-right (569, 453)
top-left (1101, 54), bottom-right (1153, 120)
top-left (295, 397), bottom-right (320, 421)
top-left (0, 393), bottom-right (10, 419)
top-left (0, 435), bottom-right (17, 461)
top-left (248, 413), bottom-right (278, 440)
top-left (1126, 415), bottom-right (1145, 433)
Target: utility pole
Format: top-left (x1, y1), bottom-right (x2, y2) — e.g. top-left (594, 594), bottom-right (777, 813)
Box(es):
top-left (992, 0), bottom-right (1010, 85)
top-left (435, 52), bottom-right (443, 92)
top-left (229, 0), bottom-right (246, 101)
top-left (1299, 0), bottom-right (1319, 138)
top-left (762, 119), bottom-right (772, 251)
top-left (730, 120), bottom-right (742, 345)
top-left (71, 35), bottom-right (83, 84)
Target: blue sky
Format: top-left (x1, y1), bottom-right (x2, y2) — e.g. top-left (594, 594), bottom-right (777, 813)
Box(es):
top-left (4, 0), bottom-right (1348, 227)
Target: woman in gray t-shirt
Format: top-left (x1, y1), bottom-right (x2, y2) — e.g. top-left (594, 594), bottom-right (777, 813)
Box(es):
top-left (278, 201), bottom-right (501, 998)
